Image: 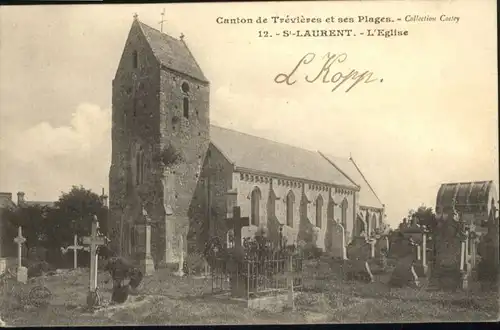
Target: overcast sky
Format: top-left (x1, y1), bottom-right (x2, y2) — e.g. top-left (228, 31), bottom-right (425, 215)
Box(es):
top-left (0, 1), bottom-right (497, 228)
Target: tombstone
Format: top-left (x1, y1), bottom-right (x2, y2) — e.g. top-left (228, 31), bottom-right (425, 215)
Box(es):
top-left (65, 235), bottom-right (84, 269)
top-left (345, 238), bottom-right (374, 283)
top-left (83, 215), bottom-right (106, 309)
top-left (13, 227), bottom-right (28, 284)
top-left (139, 207), bottom-right (155, 276)
top-left (477, 202), bottom-right (499, 290)
top-left (175, 235), bottom-right (185, 277)
top-left (388, 235), bottom-right (419, 288)
top-left (400, 219), bottom-right (429, 277)
top-left (373, 235), bottom-right (389, 270)
top-left (327, 219), bottom-right (347, 260)
top-left (430, 207), bottom-right (468, 291)
top-left (224, 206), bottom-right (250, 298)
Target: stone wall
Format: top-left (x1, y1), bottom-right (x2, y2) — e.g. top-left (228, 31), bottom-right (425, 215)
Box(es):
top-left (109, 20), bottom-right (162, 256)
top-left (109, 21), bottom-right (211, 266)
top-left (157, 68), bottom-right (210, 261)
top-left (231, 173), bottom-right (356, 251)
top-left (195, 145), bottom-right (234, 245)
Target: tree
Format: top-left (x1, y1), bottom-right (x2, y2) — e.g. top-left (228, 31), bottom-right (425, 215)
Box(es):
top-left (405, 205), bottom-right (436, 232)
top-left (2, 204), bottom-right (51, 252)
top-left (45, 186), bottom-right (108, 250)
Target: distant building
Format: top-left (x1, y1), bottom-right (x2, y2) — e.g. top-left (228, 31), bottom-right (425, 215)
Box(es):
top-left (0, 191), bottom-right (55, 264)
top-left (15, 191), bottom-right (55, 208)
top-left (435, 181), bottom-right (498, 233)
top-left (0, 192), bottom-right (16, 260)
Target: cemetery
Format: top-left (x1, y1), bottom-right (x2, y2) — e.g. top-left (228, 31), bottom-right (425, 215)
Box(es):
top-left (1, 193), bottom-right (499, 325)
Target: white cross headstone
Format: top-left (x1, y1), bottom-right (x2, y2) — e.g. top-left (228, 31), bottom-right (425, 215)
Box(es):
top-left (66, 234), bottom-right (84, 269)
top-left (83, 216), bottom-right (106, 308)
top-left (422, 232), bottom-right (428, 274)
top-left (13, 226), bottom-right (27, 283)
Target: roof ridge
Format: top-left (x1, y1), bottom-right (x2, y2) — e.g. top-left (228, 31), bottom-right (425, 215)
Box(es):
top-left (134, 20), bottom-right (208, 83)
top-left (441, 180), bottom-right (494, 185)
top-left (138, 21), bottom-right (181, 42)
top-left (318, 151), bottom-right (359, 188)
top-left (210, 124), bottom-right (319, 155)
top-left (179, 35), bottom-right (209, 85)
top-left (349, 156), bottom-right (383, 206)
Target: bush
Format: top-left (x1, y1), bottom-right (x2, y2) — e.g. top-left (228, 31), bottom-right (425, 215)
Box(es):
top-left (183, 252), bottom-right (207, 275)
top-left (301, 243), bottom-right (323, 260)
top-left (22, 259), bottom-right (53, 278)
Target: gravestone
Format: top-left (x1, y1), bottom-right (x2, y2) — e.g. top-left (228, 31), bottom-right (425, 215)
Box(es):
top-left (388, 235), bottom-right (419, 288)
top-left (399, 217), bottom-right (429, 277)
top-left (224, 206), bottom-right (250, 298)
top-left (13, 226), bottom-right (27, 284)
top-left (374, 235), bottom-right (389, 270)
top-left (138, 207), bottom-right (155, 276)
top-left (65, 235), bottom-right (84, 269)
top-left (477, 202), bottom-right (499, 290)
top-left (327, 219), bottom-right (347, 260)
top-left (83, 216), bottom-right (107, 309)
top-left (345, 237), bottom-right (374, 283)
top-left (430, 208), bottom-right (467, 291)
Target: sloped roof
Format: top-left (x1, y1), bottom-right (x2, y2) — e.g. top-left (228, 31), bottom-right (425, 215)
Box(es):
top-left (24, 201), bottom-right (55, 208)
top-left (210, 125), bottom-right (358, 189)
top-left (137, 21), bottom-right (208, 83)
top-left (0, 193), bottom-right (15, 209)
top-left (436, 181), bottom-right (496, 213)
top-left (319, 153), bottom-right (384, 209)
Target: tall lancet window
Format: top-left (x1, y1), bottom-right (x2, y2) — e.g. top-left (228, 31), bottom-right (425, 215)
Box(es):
top-left (182, 82), bottom-right (190, 119)
top-left (136, 147), bottom-right (144, 185)
top-left (316, 195), bottom-right (323, 228)
top-left (341, 198), bottom-right (348, 228)
top-left (183, 97), bottom-right (189, 119)
top-left (132, 50), bottom-right (138, 69)
top-left (286, 190), bottom-right (295, 228)
top-left (251, 187), bottom-right (261, 226)
top-left (370, 214), bottom-right (377, 234)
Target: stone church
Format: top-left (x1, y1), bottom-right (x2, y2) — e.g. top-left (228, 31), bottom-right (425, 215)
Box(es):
top-left (108, 17), bottom-right (386, 268)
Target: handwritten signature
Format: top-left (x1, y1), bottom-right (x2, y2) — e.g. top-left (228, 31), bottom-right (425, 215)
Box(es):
top-left (274, 52), bottom-right (383, 93)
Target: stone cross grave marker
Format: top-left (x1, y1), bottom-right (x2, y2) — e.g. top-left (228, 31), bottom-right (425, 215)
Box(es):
top-left (13, 226), bottom-right (27, 284)
top-left (83, 216), bottom-right (106, 309)
top-left (224, 206), bottom-right (249, 297)
top-left (141, 207), bottom-right (155, 276)
top-left (224, 206), bottom-right (249, 250)
top-left (66, 234), bottom-right (85, 269)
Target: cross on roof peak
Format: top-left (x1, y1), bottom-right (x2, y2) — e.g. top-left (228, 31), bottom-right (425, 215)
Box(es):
top-left (159, 8), bottom-right (166, 33)
top-left (133, 13), bottom-right (139, 20)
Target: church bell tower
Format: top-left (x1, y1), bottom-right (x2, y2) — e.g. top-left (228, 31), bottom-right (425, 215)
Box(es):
top-left (109, 14), bottom-right (210, 265)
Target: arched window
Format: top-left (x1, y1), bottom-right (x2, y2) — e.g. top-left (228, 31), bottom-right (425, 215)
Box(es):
top-left (130, 226), bottom-right (135, 254)
top-left (181, 82), bottom-right (190, 94)
top-left (370, 214), bottom-right (377, 235)
top-left (316, 195), bottom-right (323, 228)
top-left (250, 187), bottom-right (261, 226)
top-left (183, 97), bottom-right (189, 118)
top-left (227, 229), bottom-right (234, 248)
top-left (136, 147), bottom-right (144, 185)
top-left (132, 50), bottom-right (138, 69)
top-left (286, 190), bottom-right (295, 227)
top-left (142, 156), bottom-right (148, 184)
top-left (341, 198), bottom-right (348, 228)
top-left (135, 150), bottom-right (141, 186)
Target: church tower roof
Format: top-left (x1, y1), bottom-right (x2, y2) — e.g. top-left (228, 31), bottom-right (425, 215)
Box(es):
top-left (136, 21), bottom-right (208, 83)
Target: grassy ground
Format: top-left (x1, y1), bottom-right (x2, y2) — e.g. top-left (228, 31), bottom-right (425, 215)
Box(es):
top-left (1, 258), bottom-right (498, 326)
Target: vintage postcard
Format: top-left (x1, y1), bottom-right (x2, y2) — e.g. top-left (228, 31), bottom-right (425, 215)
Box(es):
top-left (0, 0), bottom-right (498, 326)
